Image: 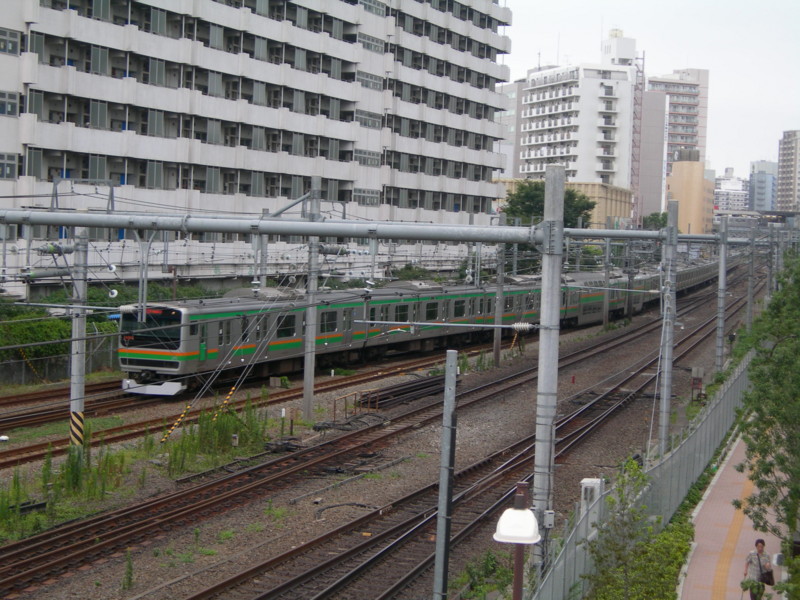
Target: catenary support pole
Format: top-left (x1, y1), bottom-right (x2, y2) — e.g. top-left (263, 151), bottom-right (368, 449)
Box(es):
top-left (658, 200), bottom-right (678, 457)
top-left (746, 227), bottom-right (754, 330)
top-left (69, 226), bottom-right (88, 446)
top-left (714, 217), bottom-right (728, 373)
top-left (432, 349), bottom-right (458, 600)
top-left (302, 177), bottom-right (322, 421)
top-left (493, 213), bottom-right (506, 368)
top-left (132, 229), bottom-right (157, 323)
top-left (532, 164), bottom-right (564, 577)
top-left (603, 230), bottom-right (611, 328)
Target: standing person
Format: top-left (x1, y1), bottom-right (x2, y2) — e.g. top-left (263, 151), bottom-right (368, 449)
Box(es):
top-left (743, 538), bottom-right (772, 600)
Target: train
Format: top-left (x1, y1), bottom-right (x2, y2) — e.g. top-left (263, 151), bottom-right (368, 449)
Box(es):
top-left (119, 258), bottom-right (723, 395)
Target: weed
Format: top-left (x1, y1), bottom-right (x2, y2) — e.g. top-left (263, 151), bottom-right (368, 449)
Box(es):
top-left (246, 523), bottom-right (265, 533)
top-left (217, 530), bottom-right (235, 542)
top-left (121, 549), bottom-right (134, 590)
top-left (264, 500), bottom-right (289, 524)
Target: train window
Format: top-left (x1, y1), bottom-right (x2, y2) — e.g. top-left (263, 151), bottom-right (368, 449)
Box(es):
top-left (320, 311), bottom-right (337, 333)
top-left (380, 305), bottom-right (389, 322)
top-left (241, 316), bottom-right (250, 341)
top-left (190, 323), bottom-right (198, 335)
top-left (426, 302), bottom-right (438, 320)
top-left (396, 304), bottom-right (409, 322)
top-left (277, 314), bottom-right (296, 338)
top-left (343, 309), bottom-right (352, 331)
top-left (369, 307), bottom-right (377, 325)
top-left (504, 297), bottom-right (514, 311)
top-left (454, 299), bottom-right (465, 318)
top-left (218, 324), bottom-right (224, 346)
top-left (224, 320), bottom-right (232, 345)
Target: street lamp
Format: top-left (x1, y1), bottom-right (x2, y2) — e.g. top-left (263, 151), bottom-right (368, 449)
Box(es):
top-left (494, 482), bottom-right (540, 600)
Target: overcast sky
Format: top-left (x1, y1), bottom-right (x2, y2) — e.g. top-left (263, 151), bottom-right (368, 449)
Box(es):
top-left (498, 0), bottom-right (800, 178)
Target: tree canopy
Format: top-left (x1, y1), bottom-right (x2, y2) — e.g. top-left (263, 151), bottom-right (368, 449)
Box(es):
top-left (501, 180), bottom-right (596, 228)
top-left (735, 253), bottom-right (800, 598)
top-left (641, 213), bottom-right (668, 230)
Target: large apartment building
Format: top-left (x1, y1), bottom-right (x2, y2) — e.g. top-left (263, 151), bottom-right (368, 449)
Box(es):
top-left (0, 0), bottom-right (511, 297)
top-left (646, 68), bottom-right (709, 175)
top-left (776, 130), bottom-right (800, 211)
top-left (517, 32), bottom-right (636, 188)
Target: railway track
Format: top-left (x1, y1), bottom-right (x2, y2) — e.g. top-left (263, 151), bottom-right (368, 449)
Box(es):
top-left (0, 277), bottom-right (758, 598)
top-left (176, 281), bottom-right (758, 600)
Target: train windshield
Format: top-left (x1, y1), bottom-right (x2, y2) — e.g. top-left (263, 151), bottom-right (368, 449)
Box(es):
top-left (120, 307), bottom-right (183, 350)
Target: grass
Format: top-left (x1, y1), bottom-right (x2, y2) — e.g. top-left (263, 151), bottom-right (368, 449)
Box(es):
top-left (8, 416), bottom-right (124, 444)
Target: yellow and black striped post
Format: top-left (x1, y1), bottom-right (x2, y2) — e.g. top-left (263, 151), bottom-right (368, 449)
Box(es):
top-left (69, 411), bottom-right (85, 446)
top-left (161, 402), bottom-right (194, 444)
top-left (212, 386), bottom-right (237, 422)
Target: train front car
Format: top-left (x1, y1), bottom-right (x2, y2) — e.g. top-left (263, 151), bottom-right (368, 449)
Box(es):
top-left (119, 304), bottom-right (189, 396)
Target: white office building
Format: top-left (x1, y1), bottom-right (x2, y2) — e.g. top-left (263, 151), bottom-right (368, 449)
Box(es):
top-left (0, 0), bottom-right (511, 297)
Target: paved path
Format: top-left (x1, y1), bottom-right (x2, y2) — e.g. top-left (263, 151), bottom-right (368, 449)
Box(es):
top-left (680, 436), bottom-right (782, 599)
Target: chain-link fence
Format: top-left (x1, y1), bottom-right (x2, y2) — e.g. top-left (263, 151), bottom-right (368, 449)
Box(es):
top-left (533, 351), bottom-right (753, 600)
top-left (0, 329), bottom-right (117, 387)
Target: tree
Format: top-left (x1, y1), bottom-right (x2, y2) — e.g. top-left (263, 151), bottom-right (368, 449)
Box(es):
top-left (642, 213), bottom-right (668, 230)
top-left (734, 253), bottom-right (800, 599)
top-left (584, 458), bottom-right (657, 600)
top-left (502, 180), bottom-right (596, 228)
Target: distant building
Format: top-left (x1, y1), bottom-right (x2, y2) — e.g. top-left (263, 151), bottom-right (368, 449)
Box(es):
top-left (749, 161), bottom-right (777, 211)
top-left (495, 79), bottom-right (527, 178)
top-left (638, 89), bottom-right (669, 218)
top-left (647, 69), bottom-right (709, 176)
top-left (517, 30), bottom-right (637, 189)
top-left (777, 131), bottom-right (800, 211)
top-left (667, 149), bottom-right (714, 235)
top-left (714, 168), bottom-right (749, 212)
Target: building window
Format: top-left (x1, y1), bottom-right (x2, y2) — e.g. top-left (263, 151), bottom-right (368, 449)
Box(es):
top-left (88, 154), bottom-right (107, 180)
top-left (25, 148), bottom-right (42, 179)
top-left (206, 167), bottom-right (221, 193)
top-left (90, 46), bottom-right (109, 76)
top-left (145, 161), bottom-right (164, 189)
top-left (147, 58), bottom-right (166, 86)
top-left (357, 32), bottom-right (384, 53)
top-left (0, 92), bottom-right (19, 117)
top-left (353, 188), bottom-right (380, 206)
top-left (354, 149), bottom-right (381, 167)
top-left (359, 0), bottom-right (387, 16)
top-left (146, 109), bottom-right (164, 137)
top-left (0, 154), bottom-right (17, 179)
top-left (89, 100), bottom-right (108, 129)
top-left (356, 71), bottom-right (384, 90)
top-left (354, 109), bottom-right (382, 129)
top-left (0, 28), bottom-right (20, 55)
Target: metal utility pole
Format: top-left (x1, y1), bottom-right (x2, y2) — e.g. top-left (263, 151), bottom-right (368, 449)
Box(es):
top-left (714, 217), bottom-right (728, 373)
top-left (602, 229), bottom-right (611, 327)
top-left (432, 349), bottom-right (458, 600)
top-left (625, 241), bottom-right (635, 318)
top-left (658, 201), bottom-right (678, 457)
top-left (493, 213), bottom-right (506, 368)
top-left (132, 229), bottom-right (157, 322)
top-left (69, 226), bottom-right (88, 446)
top-left (532, 165), bottom-right (564, 575)
top-left (746, 227), bottom-right (755, 330)
top-left (302, 177), bottom-right (322, 420)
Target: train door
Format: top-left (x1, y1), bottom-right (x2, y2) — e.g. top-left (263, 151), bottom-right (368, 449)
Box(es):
top-left (342, 308), bottom-right (353, 345)
top-left (199, 324), bottom-right (208, 361)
